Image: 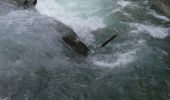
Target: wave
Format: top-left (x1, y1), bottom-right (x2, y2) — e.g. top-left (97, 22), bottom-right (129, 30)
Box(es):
top-left (36, 0), bottom-right (106, 45)
top-left (129, 23), bottom-right (169, 39)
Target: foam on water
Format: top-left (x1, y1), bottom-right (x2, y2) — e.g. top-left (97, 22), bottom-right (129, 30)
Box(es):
top-left (117, 0), bottom-right (131, 8)
top-left (92, 49), bottom-right (137, 68)
top-left (105, 0), bottom-right (133, 17)
top-left (130, 23), bottom-right (169, 39)
top-left (156, 47), bottom-right (169, 56)
top-left (36, 0), bottom-right (106, 45)
top-left (149, 10), bottom-right (170, 21)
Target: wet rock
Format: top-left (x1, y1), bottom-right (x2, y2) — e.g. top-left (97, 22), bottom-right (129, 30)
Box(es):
top-left (151, 0), bottom-right (170, 17)
top-left (32, 0), bottom-right (37, 6)
top-left (51, 20), bottom-right (89, 56)
top-left (63, 35), bottom-right (89, 56)
top-left (15, 0), bottom-right (37, 8)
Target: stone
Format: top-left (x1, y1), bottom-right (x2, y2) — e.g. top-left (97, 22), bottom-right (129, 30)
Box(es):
top-left (32, 0), bottom-right (37, 6)
top-left (63, 35), bottom-right (89, 56)
top-left (15, 0), bottom-right (37, 8)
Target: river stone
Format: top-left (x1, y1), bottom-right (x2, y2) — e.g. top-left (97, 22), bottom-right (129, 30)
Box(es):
top-left (63, 35), bottom-right (89, 56)
top-left (53, 21), bottom-right (90, 56)
top-left (151, 0), bottom-right (170, 17)
top-left (15, 0), bottom-right (37, 8)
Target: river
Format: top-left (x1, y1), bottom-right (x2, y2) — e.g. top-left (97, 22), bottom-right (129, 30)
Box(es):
top-left (0, 0), bottom-right (169, 100)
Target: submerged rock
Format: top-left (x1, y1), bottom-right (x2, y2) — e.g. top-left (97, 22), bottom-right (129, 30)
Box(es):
top-left (151, 0), bottom-right (170, 17)
top-left (63, 35), bottom-right (90, 56)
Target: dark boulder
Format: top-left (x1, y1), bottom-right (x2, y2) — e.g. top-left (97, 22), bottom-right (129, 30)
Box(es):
top-left (63, 35), bottom-right (89, 56)
top-left (15, 0), bottom-right (37, 8)
top-left (32, 0), bottom-right (37, 6)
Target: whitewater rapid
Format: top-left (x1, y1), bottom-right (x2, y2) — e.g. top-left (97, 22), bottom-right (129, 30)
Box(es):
top-left (36, 0), bottom-right (106, 45)
top-left (36, 0), bottom-right (170, 68)
top-left (0, 0), bottom-right (169, 100)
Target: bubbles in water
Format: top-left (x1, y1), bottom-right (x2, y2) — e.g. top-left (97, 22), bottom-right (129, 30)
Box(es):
top-left (130, 23), bottom-right (169, 39)
top-left (117, 0), bottom-right (131, 8)
top-left (91, 49), bottom-right (137, 68)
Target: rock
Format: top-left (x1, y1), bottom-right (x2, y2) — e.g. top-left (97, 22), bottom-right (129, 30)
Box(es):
top-left (63, 35), bottom-right (89, 56)
top-left (32, 0), bottom-right (37, 6)
top-left (52, 21), bottom-right (90, 56)
top-left (15, 0), bottom-right (37, 8)
top-left (151, 0), bottom-right (170, 17)
top-left (51, 19), bottom-right (90, 56)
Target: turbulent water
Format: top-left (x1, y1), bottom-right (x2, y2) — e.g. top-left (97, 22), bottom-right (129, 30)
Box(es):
top-left (0, 0), bottom-right (170, 100)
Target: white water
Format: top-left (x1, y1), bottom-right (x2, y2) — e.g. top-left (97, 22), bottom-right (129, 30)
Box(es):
top-left (117, 0), bottom-right (131, 8)
top-left (36, 0), bottom-right (106, 45)
top-left (36, 0), bottom-right (170, 69)
top-left (0, 0), bottom-right (169, 99)
top-left (130, 23), bottom-right (169, 39)
top-left (36, 0), bottom-right (140, 68)
top-left (149, 10), bottom-right (170, 21)
top-left (92, 49), bottom-right (137, 68)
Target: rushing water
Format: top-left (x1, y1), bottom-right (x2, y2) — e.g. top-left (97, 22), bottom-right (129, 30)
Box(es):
top-left (0, 0), bottom-right (170, 100)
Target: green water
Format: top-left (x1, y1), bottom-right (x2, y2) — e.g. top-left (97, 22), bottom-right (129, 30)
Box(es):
top-left (0, 0), bottom-right (169, 100)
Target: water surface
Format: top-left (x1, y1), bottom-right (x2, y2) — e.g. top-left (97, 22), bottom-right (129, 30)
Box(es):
top-left (0, 0), bottom-right (169, 100)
